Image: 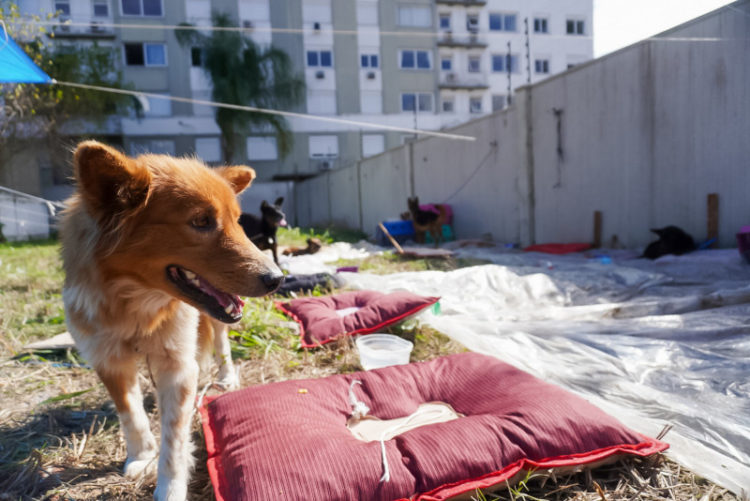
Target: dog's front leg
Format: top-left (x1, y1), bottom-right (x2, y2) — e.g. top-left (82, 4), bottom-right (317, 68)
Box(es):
top-left (271, 241), bottom-right (279, 265)
top-left (150, 353), bottom-right (198, 501)
top-left (210, 318), bottom-right (239, 390)
top-left (97, 358), bottom-right (158, 479)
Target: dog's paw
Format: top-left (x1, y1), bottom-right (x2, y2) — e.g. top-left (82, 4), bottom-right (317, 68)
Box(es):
top-left (124, 455), bottom-right (158, 480)
top-left (214, 369), bottom-right (239, 391)
top-left (153, 477), bottom-right (188, 501)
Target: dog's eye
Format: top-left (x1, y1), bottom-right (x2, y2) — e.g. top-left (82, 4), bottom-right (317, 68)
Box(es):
top-left (190, 215), bottom-right (215, 231)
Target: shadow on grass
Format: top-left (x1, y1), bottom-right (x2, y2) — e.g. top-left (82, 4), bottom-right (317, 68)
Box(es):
top-left (0, 406), bottom-right (120, 499)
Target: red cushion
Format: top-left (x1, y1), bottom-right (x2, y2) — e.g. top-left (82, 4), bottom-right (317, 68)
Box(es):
top-left (200, 353), bottom-right (668, 501)
top-left (523, 242), bottom-right (592, 254)
top-left (276, 290), bottom-right (440, 348)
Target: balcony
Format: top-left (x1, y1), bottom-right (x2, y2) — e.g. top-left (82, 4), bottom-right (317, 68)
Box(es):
top-left (436, 33), bottom-right (488, 48)
top-left (439, 72), bottom-right (489, 90)
top-left (51, 22), bottom-right (116, 40)
top-left (435, 0), bottom-right (487, 6)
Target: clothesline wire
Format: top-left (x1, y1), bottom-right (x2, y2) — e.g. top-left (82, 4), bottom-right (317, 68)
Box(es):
top-left (7, 17), bottom-right (595, 41)
top-left (52, 80), bottom-right (477, 142)
top-left (7, 18), bottom-right (745, 43)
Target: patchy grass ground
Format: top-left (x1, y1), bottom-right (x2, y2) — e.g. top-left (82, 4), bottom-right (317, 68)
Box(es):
top-left (0, 237), bottom-right (743, 500)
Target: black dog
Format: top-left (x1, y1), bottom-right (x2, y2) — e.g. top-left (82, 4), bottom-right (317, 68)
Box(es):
top-left (642, 225), bottom-right (696, 259)
top-left (239, 197), bottom-right (287, 264)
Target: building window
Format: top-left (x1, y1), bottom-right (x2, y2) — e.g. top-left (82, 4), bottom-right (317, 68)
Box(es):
top-left (401, 92), bottom-right (433, 112)
top-left (534, 58), bottom-right (549, 74)
top-left (130, 139), bottom-right (175, 156)
top-left (360, 54), bottom-right (379, 68)
top-left (566, 19), bottom-right (585, 35)
top-left (362, 134), bottom-right (385, 158)
top-left (533, 17), bottom-right (548, 33)
top-left (307, 89), bottom-right (337, 114)
top-left (489, 13), bottom-right (516, 32)
top-left (143, 93), bottom-right (171, 116)
top-left (195, 137), bottom-right (221, 163)
top-left (358, 2), bottom-right (378, 25)
top-left (55, 0), bottom-right (71, 17)
top-left (442, 98), bottom-right (454, 113)
top-left (441, 56), bottom-right (452, 71)
top-left (309, 135), bottom-right (339, 158)
top-left (361, 91), bottom-right (382, 114)
top-left (468, 56), bottom-right (481, 73)
top-left (307, 50), bottom-right (333, 67)
top-left (124, 43), bottom-right (167, 66)
top-left (491, 54), bottom-right (519, 73)
top-left (397, 5), bottom-right (431, 27)
top-left (492, 94), bottom-right (506, 111)
top-left (439, 13), bottom-right (450, 30)
top-left (400, 49), bottom-right (431, 69)
top-left (466, 14), bottom-right (479, 33)
top-left (121, 0), bottom-right (162, 16)
top-left (93, 0), bottom-right (109, 16)
top-left (247, 136), bottom-right (279, 161)
top-left (469, 97), bottom-right (482, 113)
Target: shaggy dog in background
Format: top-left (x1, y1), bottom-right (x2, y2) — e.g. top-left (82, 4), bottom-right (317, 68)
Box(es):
top-left (61, 141), bottom-right (283, 500)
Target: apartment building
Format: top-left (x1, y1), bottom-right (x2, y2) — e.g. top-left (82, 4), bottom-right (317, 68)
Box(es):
top-left (17, 0), bottom-right (592, 189)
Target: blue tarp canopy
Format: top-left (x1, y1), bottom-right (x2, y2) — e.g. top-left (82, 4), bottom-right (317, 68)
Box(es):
top-left (0, 24), bottom-right (52, 83)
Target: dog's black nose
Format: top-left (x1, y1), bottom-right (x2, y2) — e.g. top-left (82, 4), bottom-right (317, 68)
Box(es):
top-left (262, 272), bottom-right (284, 291)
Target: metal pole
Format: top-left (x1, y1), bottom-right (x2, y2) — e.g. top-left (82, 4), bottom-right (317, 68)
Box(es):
top-left (506, 41), bottom-right (512, 105)
top-left (524, 17), bottom-right (531, 85)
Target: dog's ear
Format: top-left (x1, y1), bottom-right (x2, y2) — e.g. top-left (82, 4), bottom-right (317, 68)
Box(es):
top-left (73, 140), bottom-right (151, 220)
top-left (274, 197), bottom-right (284, 207)
top-left (215, 165), bottom-right (256, 194)
top-left (261, 200), bottom-right (269, 209)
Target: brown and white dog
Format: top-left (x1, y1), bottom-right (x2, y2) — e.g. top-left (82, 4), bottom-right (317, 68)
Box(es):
top-left (60, 141), bottom-right (283, 500)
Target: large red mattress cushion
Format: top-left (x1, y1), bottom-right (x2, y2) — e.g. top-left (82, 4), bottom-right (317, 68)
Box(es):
top-left (200, 352), bottom-right (668, 501)
top-left (276, 290), bottom-right (440, 348)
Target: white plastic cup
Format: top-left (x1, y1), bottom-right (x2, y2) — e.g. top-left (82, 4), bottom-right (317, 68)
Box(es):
top-left (356, 334), bottom-right (414, 371)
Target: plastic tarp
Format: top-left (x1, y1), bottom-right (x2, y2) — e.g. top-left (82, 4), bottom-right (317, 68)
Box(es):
top-left (280, 243), bottom-right (750, 495)
top-left (0, 24), bottom-right (52, 83)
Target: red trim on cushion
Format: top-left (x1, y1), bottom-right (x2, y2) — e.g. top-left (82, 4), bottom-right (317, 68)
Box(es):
top-left (199, 395), bottom-right (228, 501)
top-left (274, 300), bottom-right (308, 345)
top-left (405, 438), bottom-right (668, 500)
top-left (344, 296), bottom-right (439, 337)
top-left (275, 295), bottom-right (440, 348)
top-left (523, 243), bottom-right (592, 254)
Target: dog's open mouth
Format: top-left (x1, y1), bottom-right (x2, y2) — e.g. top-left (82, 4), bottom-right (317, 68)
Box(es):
top-left (166, 265), bottom-right (245, 323)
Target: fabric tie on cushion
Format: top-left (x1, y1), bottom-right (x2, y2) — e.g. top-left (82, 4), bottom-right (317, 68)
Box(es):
top-left (347, 381), bottom-right (463, 484)
top-left (336, 306), bottom-right (362, 317)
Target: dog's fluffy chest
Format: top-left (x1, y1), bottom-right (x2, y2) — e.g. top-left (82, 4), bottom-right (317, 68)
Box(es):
top-left (64, 278), bottom-right (200, 365)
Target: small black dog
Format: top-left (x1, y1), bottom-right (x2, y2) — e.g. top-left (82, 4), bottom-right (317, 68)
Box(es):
top-left (239, 197), bottom-right (287, 264)
top-left (642, 225), bottom-right (696, 259)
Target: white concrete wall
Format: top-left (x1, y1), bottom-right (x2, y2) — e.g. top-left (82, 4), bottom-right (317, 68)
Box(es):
top-left (530, 2), bottom-right (750, 248)
top-left (293, 3), bottom-right (750, 248)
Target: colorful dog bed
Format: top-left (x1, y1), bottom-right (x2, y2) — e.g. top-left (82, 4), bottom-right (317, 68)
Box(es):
top-left (200, 352), bottom-right (668, 501)
top-left (276, 290), bottom-right (439, 348)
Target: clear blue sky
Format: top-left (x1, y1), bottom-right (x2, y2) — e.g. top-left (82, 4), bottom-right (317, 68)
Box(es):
top-left (594, 0), bottom-right (737, 56)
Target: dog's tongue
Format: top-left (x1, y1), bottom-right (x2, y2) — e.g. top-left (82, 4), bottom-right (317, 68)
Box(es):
top-left (279, 218), bottom-right (288, 227)
top-left (197, 276), bottom-right (244, 310)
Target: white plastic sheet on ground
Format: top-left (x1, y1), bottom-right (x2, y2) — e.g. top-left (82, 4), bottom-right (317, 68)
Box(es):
top-left (284, 242), bottom-right (750, 495)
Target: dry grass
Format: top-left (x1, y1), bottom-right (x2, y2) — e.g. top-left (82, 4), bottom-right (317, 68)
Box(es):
top-left (0, 239), bottom-right (744, 500)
